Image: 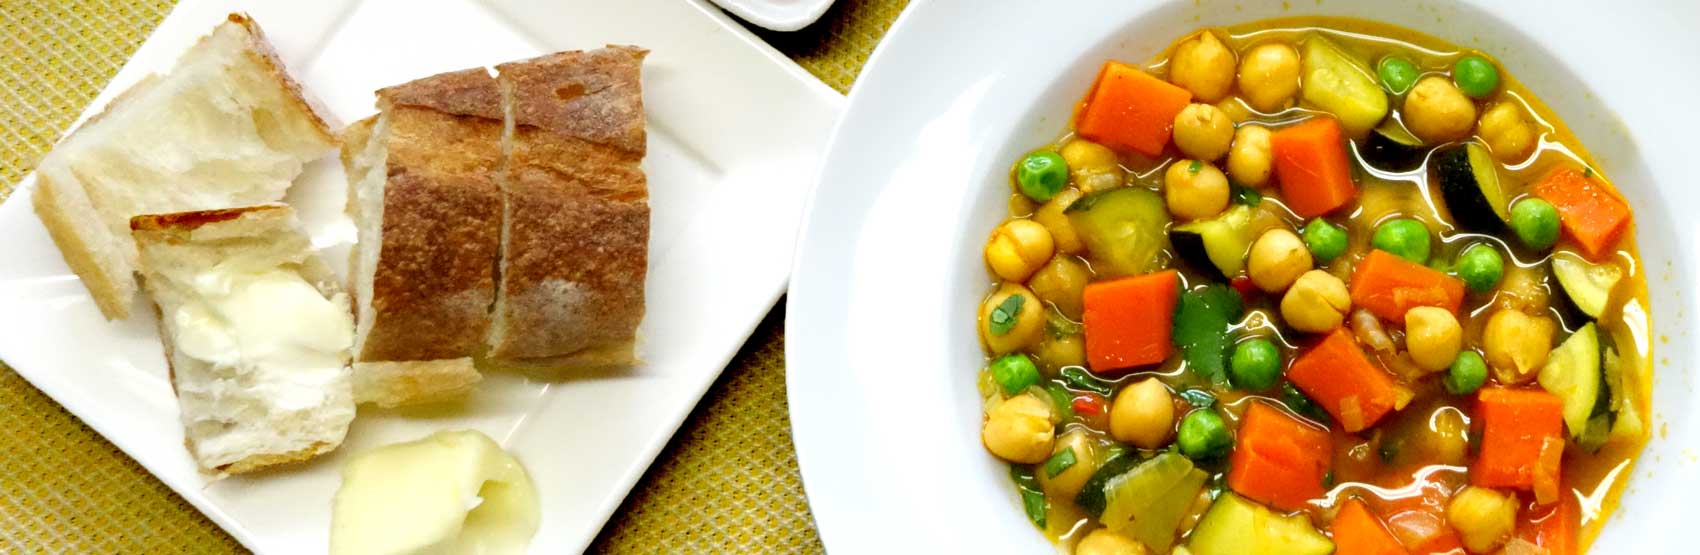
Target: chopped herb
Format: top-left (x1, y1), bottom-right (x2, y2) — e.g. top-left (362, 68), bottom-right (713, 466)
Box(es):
top-left (1179, 388), bottom-right (1217, 409)
top-left (1044, 382), bottom-right (1075, 421)
top-left (1231, 184), bottom-right (1263, 206)
top-left (1323, 470), bottom-right (1335, 488)
top-left (1583, 167), bottom-right (1595, 178)
top-left (1061, 367), bottom-right (1114, 396)
top-left (1281, 382), bottom-right (1331, 425)
top-left (989, 294), bottom-right (1026, 336)
top-left (1379, 441), bottom-right (1400, 464)
top-left (1011, 465), bottom-right (1048, 528)
top-left (1043, 448), bottom-right (1078, 478)
top-left (1172, 285), bottom-right (1244, 385)
top-left (1189, 160), bottom-right (1204, 173)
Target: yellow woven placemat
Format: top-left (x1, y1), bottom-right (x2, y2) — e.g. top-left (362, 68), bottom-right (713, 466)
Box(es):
top-left (0, 0), bottom-right (906, 553)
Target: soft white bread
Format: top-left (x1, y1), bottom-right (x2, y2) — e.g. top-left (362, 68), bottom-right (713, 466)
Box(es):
top-left (487, 47), bottom-right (650, 366)
top-left (338, 69), bottom-right (502, 405)
top-left (131, 205), bottom-right (354, 474)
top-left (33, 13), bottom-right (336, 320)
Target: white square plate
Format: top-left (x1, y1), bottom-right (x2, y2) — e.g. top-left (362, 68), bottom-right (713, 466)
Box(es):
top-left (0, 0), bottom-right (840, 552)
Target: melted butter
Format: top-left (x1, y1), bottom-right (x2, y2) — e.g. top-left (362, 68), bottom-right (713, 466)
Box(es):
top-left (330, 430), bottom-right (540, 555)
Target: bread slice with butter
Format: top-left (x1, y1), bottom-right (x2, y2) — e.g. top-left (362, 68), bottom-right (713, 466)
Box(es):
top-left (32, 13), bottom-right (336, 321)
top-left (131, 205), bottom-right (354, 474)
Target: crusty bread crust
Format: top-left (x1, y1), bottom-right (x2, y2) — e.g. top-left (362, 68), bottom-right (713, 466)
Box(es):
top-left (352, 358), bottom-right (482, 408)
top-left (487, 47), bottom-right (649, 362)
top-left (224, 13), bottom-right (340, 140)
top-left (33, 169), bottom-right (134, 318)
top-left (349, 70), bottom-right (504, 362)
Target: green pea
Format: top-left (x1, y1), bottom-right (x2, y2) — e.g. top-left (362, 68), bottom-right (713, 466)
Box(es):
top-left (1452, 55), bottom-right (1500, 98)
top-left (1371, 218), bottom-right (1432, 264)
top-left (1510, 198), bottom-right (1561, 250)
top-left (1230, 338), bottom-right (1283, 391)
top-left (990, 354), bottom-right (1040, 396)
top-left (1445, 351), bottom-right (1488, 395)
top-left (1378, 56), bottom-right (1420, 95)
top-left (1455, 243), bottom-right (1504, 293)
top-left (1177, 409), bottom-right (1234, 460)
top-left (1302, 219), bottom-right (1348, 263)
top-left (1016, 151), bottom-right (1069, 202)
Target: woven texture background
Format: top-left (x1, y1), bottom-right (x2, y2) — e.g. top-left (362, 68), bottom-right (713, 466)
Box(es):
top-left (0, 0), bottom-right (906, 553)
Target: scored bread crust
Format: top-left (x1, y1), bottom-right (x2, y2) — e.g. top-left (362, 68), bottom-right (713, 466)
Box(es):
top-left (131, 205), bottom-right (353, 475)
top-left (350, 69), bottom-right (504, 362)
top-left (487, 46), bottom-right (649, 363)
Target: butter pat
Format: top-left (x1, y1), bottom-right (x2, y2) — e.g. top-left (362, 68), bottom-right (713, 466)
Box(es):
top-left (330, 430), bottom-right (540, 555)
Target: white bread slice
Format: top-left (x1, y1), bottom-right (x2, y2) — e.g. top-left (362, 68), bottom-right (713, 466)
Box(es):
top-left (33, 13), bottom-right (336, 320)
top-left (487, 47), bottom-right (649, 366)
top-left (132, 205), bottom-right (354, 474)
top-left (337, 69), bottom-right (502, 405)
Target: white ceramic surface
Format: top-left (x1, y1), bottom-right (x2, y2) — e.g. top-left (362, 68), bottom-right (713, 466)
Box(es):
top-left (710, 0), bottom-right (835, 32)
top-left (0, 0), bottom-right (840, 552)
top-left (788, 0), bottom-right (1698, 552)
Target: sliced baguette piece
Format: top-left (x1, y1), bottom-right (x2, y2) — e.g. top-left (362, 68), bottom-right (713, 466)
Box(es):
top-left (33, 13), bottom-right (336, 320)
top-left (487, 46), bottom-right (650, 366)
top-left (339, 68), bottom-right (502, 404)
top-left (131, 205), bottom-right (353, 474)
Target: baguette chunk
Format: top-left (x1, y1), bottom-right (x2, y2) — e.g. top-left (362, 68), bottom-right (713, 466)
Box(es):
top-left (131, 205), bottom-right (353, 474)
top-left (488, 46), bottom-right (650, 366)
top-left (33, 14), bottom-right (335, 320)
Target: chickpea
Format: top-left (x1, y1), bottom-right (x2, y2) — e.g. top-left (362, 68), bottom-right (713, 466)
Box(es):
top-left (981, 393), bottom-right (1057, 464)
top-left (1075, 528), bottom-right (1149, 555)
top-left (1163, 160), bottom-right (1230, 221)
top-left (1033, 188), bottom-right (1085, 255)
top-left (1281, 270), bottom-right (1350, 333)
top-left (1038, 430), bottom-right (1099, 498)
top-left (1403, 76), bottom-right (1478, 143)
top-left (980, 283), bottom-right (1046, 355)
top-left (1447, 486), bottom-right (1518, 553)
top-left (1227, 125), bottom-right (1274, 187)
top-left (1173, 103), bottom-right (1235, 161)
top-left (1035, 334), bottom-right (1086, 375)
top-left (1482, 309), bottom-right (1555, 384)
top-left (1110, 378), bottom-right (1176, 449)
top-left (1236, 42), bottom-right (1301, 113)
top-left (1419, 406), bottom-right (1470, 466)
top-left (1478, 102), bottom-right (1536, 163)
top-left (1028, 255), bottom-right (1091, 319)
top-left (1060, 139), bottom-right (1124, 193)
top-left (985, 219), bottom-right (1054, 282)
top-left (1404, 306), bottom-right (1463, 372)
top-left (1248, 228), bottom-right (1313, 293)
top-left (1169, 31), bottom-right (1236, 103)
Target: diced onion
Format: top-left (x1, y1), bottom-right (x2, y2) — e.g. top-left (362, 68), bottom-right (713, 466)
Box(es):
top-left (1341, 395), bottom-right (1365, 431)
top-left (1352, 308), bottom-right (1394, 352)
top-left (1533, 436), bottom-right (1563, 505)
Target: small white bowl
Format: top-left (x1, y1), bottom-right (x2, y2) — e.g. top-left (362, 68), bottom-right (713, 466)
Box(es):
top-left (787, 0), bottom-right (1700, 552)
top-left (710, 0), bottom-right (834, 32)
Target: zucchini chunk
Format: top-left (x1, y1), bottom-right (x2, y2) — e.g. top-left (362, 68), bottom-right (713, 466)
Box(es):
top-left (1300, 35), bottom-right (1389, 137)
top-left (1188, 492), bottom-right (1334, 555)
top-left (1552, 252), bottom-right (1623, 318)
top-left (1362, 120), bottom-right (1426, 171)
top-left (1433, 142), bottom-right (1509, 231)
top-left (1068, 187), bottom-right (1172, 277)
top-left (1537, 322), bottom-right (1601, 437)
top-left (1170, 205), bottom-right (1255, 280)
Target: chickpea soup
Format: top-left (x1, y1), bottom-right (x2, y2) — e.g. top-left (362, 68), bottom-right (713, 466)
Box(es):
top-left (975, 18), bottom-right (1650, 555)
